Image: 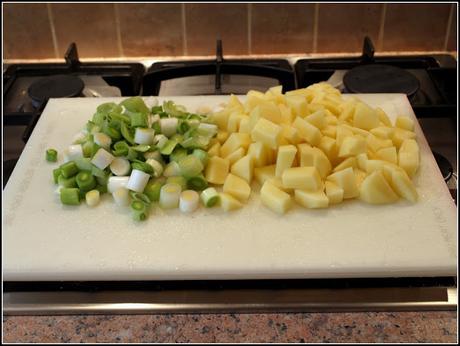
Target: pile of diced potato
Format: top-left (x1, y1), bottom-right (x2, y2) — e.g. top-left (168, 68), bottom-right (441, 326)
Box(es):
top-left (204, 82), bottom-right (420, 214)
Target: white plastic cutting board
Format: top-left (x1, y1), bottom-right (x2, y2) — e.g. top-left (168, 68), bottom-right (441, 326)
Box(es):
top-left (3, 94), bottom-right (457, 281)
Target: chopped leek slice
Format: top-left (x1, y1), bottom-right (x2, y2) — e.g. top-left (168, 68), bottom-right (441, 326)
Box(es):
top-left (112, 141), bottom-right (130, 157)
top-left (159, 183), bottom-right (181, 209)
top-left (60, 188), bottom-right (80, 205)
top-left (53, 168), bottom-right (62, 184)
top-left (192, 149), bottom-right (209, 166)
top-left (178, 155), bottom-right (204, 178)
top-left (163, 161), bottom-right (181, 177)
top-left (113, 187), bottom-right (130, 206)
top-left (121, 96), bottom-right (149, 114)
top-left (144, 179), bottom-right (165, 202)
top-left (58, 175), bottom-right (77, 188)
top-left (166, 176), bottom-right (187, 191)
top-left (126, 169), bottom-right (150, 193)
top-left (110, 157), bottom-right (131, 176)
top-left (131, 200), bottom-right (149, 221)
top-left (85, 190), bottom-right (100, 207)
top-left (46, 148), bottom-right (58, 162)
top-left (200, 187), bottom-right (220, 207)
top-left (60, 161), bottom-right (79, 178)
top-left (179, 190), bottom-right (199, 213)
top-left (187, 174), bottom-right (208, 191)
top-left (129, 191), bottom-right (152, 205)
top-left (76, 171), bottom-right (97, 191)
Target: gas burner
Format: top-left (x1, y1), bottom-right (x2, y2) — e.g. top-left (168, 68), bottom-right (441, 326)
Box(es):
top-left (27, 74), bottom-right (84, 108)
top-left (343, 64), bottom-right (420, 97)
top-left (433, 151), bottom-right (454, 182)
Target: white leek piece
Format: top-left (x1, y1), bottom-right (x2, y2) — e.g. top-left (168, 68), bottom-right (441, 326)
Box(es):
top-left (72, 131), bottom-right (87, 144)
top-left (159, 183), bottom-right (181, 209)
top-left (112, 187), bottom-right (131, 206)
top-left (85, 190), bottom-right (100, 207)
top-left (200, 187), bottom-right (220, 208)
top-left (146, 159), bottom-right (164, 177)
top-left (160, 117), bottom-right (178, 137)
top-left (108, 176), bottom-right (130, 193)
top-left (126, 169), bottom-right (150, 193)
top-left (110, 157), bottom-right (131, 176)
top-left (179, 190), bottom-right (199, 213)
top-left (134, 128), bottom-right (155, 145)
top-left (198, 123), bottom-right (218, 137)
top-left (144, 150), bottom-right (162, 162)
top-left (148, 114), bottom-right (160, 128)
top-left (63, 144), bottom-right (83, 162)
top-left (163, 161), bottom-right (181, 177)
top-left (154, 134), bottom-right (168, 148)
top-left (145, 96), bottom-right (159, 108)
top-left (91, 148), bottom-right (114, 170)
top-left (93, 132), bottom-right (112, 149)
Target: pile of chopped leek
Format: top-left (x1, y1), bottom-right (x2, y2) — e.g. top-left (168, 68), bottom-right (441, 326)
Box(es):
top-left (48, 97), bottom-right (220, 221)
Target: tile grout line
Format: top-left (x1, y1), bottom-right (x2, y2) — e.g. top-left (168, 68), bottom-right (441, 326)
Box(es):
top-left (378, 3), bottom-right (387, 51)
top-left (312, 3), bottom-right (319, 53)
top-left (443, 3), bottom-right (454, 51)
top-left (46, 3), bottom-right (60, 59)
top-left (114, 3), bottom-right (124, 57)
top-left (247, 3), bottom-right (252, 55)
top-left (181, 3), bottom-right (188, 56)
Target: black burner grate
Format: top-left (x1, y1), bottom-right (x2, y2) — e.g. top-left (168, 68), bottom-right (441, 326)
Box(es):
top-left (142, 40), bottom-right (296, 96)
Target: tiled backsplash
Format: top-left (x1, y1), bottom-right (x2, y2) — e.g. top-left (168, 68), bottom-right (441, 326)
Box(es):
top-left (3, 3), bottom-right (457, 60)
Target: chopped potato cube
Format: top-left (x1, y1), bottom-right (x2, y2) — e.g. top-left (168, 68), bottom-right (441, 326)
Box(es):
top-left (359, 170), bottom-right (399, 204)
top-left (353, 102), bottom-right (379, 130)
top-left (395, 116), bottom-right (415, 131)
top-left (260, 181), bottom-right (292, 214)
top-left (321, 125), bottom-right (337, 138)
top-left (292, 116), bottom-right (322, 146)
top-left (248, 142), bottom-right (271, 168)
top-left (305, 109), bottom-right (328, 129)
top-left (387, 168), bottom-right (418, 203)
top-left (370, 126), bottom-right (394, 139)
top-left (220, 133), bottom-right (251, 158)
top-left (217, 131), bottom-right (229, 144)
top-left (333, 157), bottom-right (357, 173)
top-left (367, 133), bottom-right (393, 152)
top-left (325, 181), bottom-right (344, 204)
top-left (377, 146), bottom-right (397, 164)
top-left (231, 155), bottom-right (254, 184)
top-left (254, 165), bottom-right (276, 185)
top-left (282, 167), bottom-right (322, 191)
top-left (327, 167), bottom-right (359, 199)
top-left (398, 139), bottom-right (419, 177)
top-left (295, 189), bottom-right (329, 209)
top-left (318, 136), bottom-right (337, 162)
top-left (335, 125), bottom-right (354, 147)
top-left (375, 107), bottom-right (392, 127)
top-left (250, 102), bottom-right (283, 125)
top-left (207, 142), bottom-right (221, 157)
top-left (205, 156), bottom-right (229, 185)
top-left (392, 128), bottom-right (416, 148)
top-left (356, 153), bottom-right (369, 171)
top-left (338, 136), bottom-right (367, 158)
top-left (285, 95), bottom-right (308, 117)
top-left (275, 145), bottom-right (298, 177)
top-left (220, 192), bottom-right (243, 211)
top-left (223, 173), bottom-right (251, 202)
top-left (282, 125), bottom-right (302, 145)
top-left (225, 147), bottom-right (246, 165)
top-left (251, 118), bottom-right (282, 149)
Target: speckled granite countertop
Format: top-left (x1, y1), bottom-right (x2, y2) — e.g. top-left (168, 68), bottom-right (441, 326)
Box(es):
top-left (3, 312), bottom-right (457, 343)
